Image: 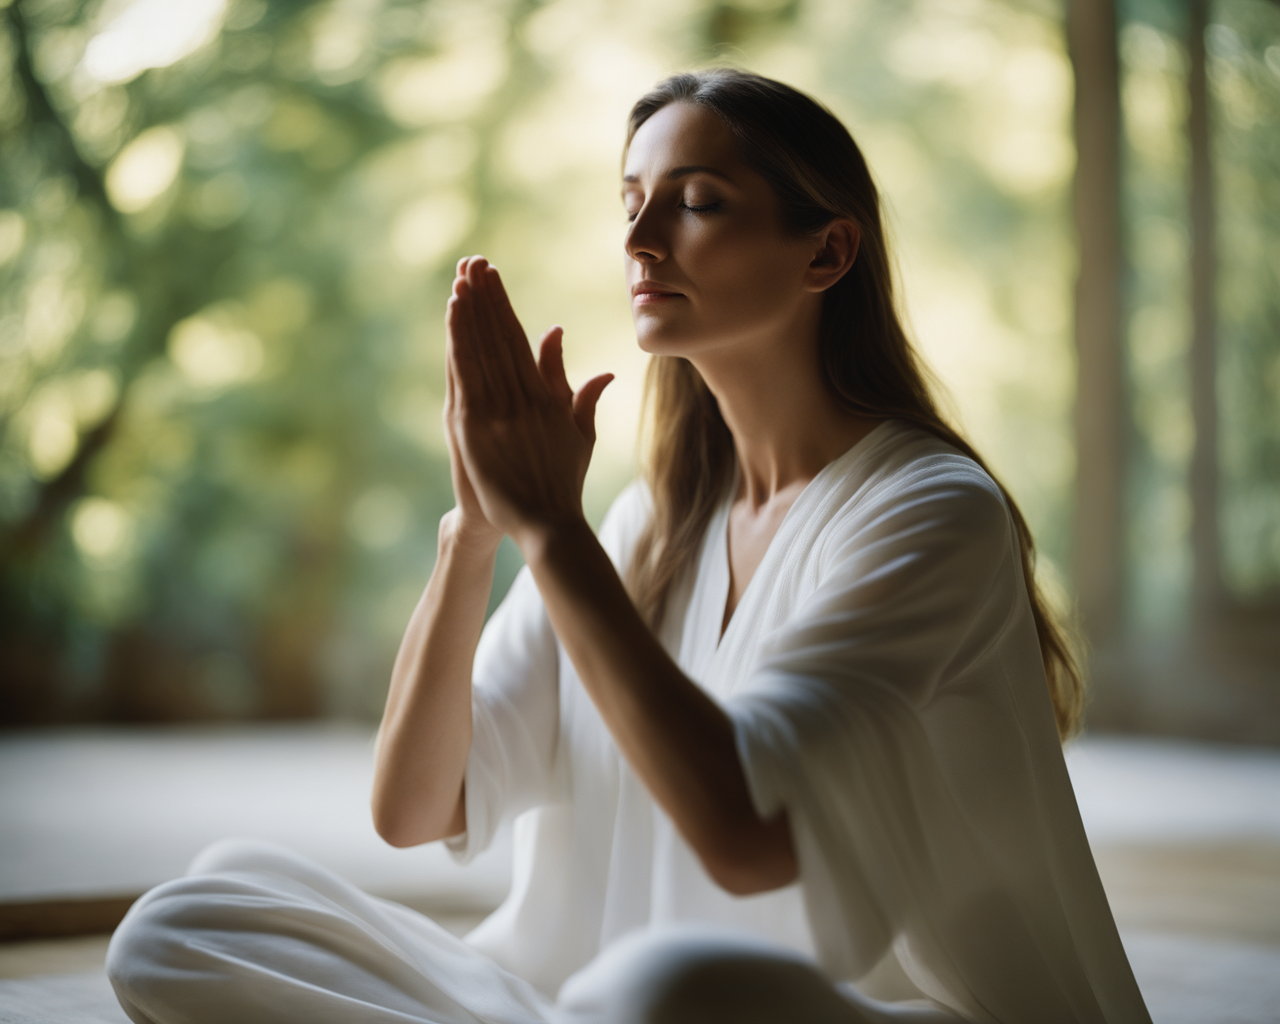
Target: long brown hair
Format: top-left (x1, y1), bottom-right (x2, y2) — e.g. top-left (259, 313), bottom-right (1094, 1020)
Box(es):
top-left (624, 69), bottom-right (1084, 740)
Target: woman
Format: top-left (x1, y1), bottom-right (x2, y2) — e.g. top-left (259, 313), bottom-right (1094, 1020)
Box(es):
top-left (107, 70), bottom-right (1151, 1023)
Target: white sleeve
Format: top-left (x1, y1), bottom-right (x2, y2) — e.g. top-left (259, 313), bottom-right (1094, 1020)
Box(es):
top-left (445, 482), bottom-right (652, 864)
top-left (727, 467), bottom-right (1149, 1020)
top-left (729, 473), bottom-right (1017, 983)
top-left (446, 565), bottom-right (562, 863)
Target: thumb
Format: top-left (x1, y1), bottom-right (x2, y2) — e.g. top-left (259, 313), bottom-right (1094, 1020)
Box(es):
top-left (572, 373), bottom-right (614, 444)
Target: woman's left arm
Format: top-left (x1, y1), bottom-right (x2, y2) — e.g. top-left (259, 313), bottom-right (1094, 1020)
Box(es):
top-left (447, 256), bottom-right (795, 896)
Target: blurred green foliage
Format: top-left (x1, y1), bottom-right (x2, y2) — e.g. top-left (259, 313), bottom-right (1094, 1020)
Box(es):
top-left (1212, 0), bottom-right (1280, 602)
top-left (1120, 0), bottom-right (1280, 628)
top-left (0, 0), bottom-right (1272, 724)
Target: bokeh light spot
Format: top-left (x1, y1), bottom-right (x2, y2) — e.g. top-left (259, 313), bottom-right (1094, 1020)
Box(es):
top-left (378, 35), bottom-right (508, 126)
top-left (84, 0), bottom-right (228, 85)
top-left (27, 397), bottom-right (78, 478)
top-left (0, 210), bottom-right (25, 265)
top-left (106, 127), bottom-right (186, 214)
top-left (71, 497), bottom-right (136, 563)
top-left (169, 310), bottom-right (265, 388)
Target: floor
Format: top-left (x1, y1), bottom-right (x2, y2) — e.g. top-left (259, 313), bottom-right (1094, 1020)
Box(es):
top-left (1, 726), bottom-right (1277, 1022)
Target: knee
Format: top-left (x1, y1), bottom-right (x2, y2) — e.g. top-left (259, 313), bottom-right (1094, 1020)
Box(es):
top-left (561, 926), bottom-right (857, 1024)
top-left (631, 940), bottom-right (825, 1024)
top-left (108, 868), bottom-right (278, 1021)
top-left (106, 869), bottom-right (259, 986)
top-left (106, 880), bottom-right (190, 1005)
top-left (187, 836), bottom-right (295, 876)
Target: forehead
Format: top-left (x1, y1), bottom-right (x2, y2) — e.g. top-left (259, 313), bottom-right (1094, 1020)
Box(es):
top-left (623, 102), bottom-right (744, 181)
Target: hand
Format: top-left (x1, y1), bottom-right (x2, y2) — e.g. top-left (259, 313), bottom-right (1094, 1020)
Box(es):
top-left (445, 256), bottom-right (613, 550)
top-left (442, 266), bottom-right (502, 552)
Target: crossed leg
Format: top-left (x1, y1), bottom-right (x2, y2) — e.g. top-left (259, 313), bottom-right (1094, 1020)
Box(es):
top-left (106, 838), bottom-right (549, 1024)
top-left (107, 839), bottom-right (957, 1024)
top-left (558, 925), bottom-right (960, 1024)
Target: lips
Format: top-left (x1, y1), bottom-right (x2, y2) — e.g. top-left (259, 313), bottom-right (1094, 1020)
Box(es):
top-left (631, 282), bottom-right (685, 303)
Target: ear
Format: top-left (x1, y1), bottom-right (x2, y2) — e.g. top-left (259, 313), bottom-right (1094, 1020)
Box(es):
top-left (802, 219), bottom-right (860, 293)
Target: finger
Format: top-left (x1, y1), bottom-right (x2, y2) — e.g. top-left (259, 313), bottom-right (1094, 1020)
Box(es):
top-left (468, 260), bottom-right (541, 399)
top-left (483, 266), bottom-right (544, 392)
top-left (444, 357), bottom-right (462, 456)
top-left (444, 333), bottom-right (454, 413)
top-left (446, 285), bottom-right (496, 413)
top-left (537, 327), bottom-right (572, 404)
top-left (462, 257), bottom-right (519, 408)
top-left (453, 256), bottom-right (477, 295)
top-left (457, 265), bottom-right (522, 413)
top-left (572, 373), bottom-right (614, 445)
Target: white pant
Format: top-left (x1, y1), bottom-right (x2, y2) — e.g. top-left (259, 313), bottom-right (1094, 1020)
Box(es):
top-left (106, 839), bottom-right (954, 1024)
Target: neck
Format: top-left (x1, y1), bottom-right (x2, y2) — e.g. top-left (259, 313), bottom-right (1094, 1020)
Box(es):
top-left (691, 316), bottom-right (880, 510)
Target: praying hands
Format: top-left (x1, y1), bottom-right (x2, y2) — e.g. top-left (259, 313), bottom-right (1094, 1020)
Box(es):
top-left (442, 255), bottom-right (614, 556)
top-left (425, 256), bottom-right (797, 897)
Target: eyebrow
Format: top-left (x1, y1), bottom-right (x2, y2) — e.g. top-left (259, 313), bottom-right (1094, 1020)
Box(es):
top-left (622, 165), bottom-right (733, 184)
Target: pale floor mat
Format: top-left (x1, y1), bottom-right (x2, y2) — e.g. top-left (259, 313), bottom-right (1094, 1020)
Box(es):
top-left (0, 937), bottom-right (113, 981)
top-left (0, 971), bottom-right (128, 1024)
top-left (2, 730), bottom-right (1278, 1021)
top-left (2, 932), bottom-right (1278, 1024)
top-left (0, 913), bottom-right (485, 980)
top-left (1121, 931), bottom-right (1280, 1024)
top-left (0, 724), bottom-right (511, 908)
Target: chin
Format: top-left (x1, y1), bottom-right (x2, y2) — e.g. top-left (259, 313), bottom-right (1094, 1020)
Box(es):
top-left (635, 321), bottom-right (748, 363)
top-left (633, 304), bottom-right (727, 351)
top-left (632, 320), bottom-right (692, 356)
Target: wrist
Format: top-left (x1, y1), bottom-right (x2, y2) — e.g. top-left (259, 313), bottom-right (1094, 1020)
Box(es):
top-left (513, 515), bottom-right (594, 567)
top-left (439, 509), bottom-right (502, 559)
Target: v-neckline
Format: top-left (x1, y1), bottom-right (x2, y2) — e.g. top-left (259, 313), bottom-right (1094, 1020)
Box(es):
top-left (713, 420), bottom-right (895, 651)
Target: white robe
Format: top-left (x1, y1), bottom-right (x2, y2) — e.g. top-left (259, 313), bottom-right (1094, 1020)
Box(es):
top-left (450, 419), bottom-right (1149, 1021)
top-left (108, 420), bottom-right (1151, 1024)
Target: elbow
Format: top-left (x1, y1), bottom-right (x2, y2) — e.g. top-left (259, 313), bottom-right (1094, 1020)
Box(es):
top-left (377, 825), bottom-right (424, 850)
top-left (705, 850), bottom-right (798, 897)
top-left (370, 793), bottom-right (437, 849)
top-left (371, 801), bottom-right (426, 849)
top-left (370, 787), bottom-right (464, 849)
top-left (700, 819), bottom-right (799, 897)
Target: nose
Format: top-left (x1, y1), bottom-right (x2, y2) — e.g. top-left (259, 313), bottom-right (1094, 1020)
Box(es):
top-left (625, 203), bottom-right (667, 264)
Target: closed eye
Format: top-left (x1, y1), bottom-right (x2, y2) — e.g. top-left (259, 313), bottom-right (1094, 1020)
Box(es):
top-left (624, 200), bottom-right (722, 222)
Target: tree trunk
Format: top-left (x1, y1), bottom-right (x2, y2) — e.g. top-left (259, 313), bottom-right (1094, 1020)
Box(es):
top-left (1067, 0), bottom-right (1127, 650)
top-left (1187, 0), bottom-right (1221, 621)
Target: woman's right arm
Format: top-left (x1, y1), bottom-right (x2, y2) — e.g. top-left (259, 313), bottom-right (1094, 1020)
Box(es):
top-left (371, 510), bottom-right (498, 847)
top-left (371, 509), bottom-right (498, 848)
top-left (372, 272), bottom-right (504, 848)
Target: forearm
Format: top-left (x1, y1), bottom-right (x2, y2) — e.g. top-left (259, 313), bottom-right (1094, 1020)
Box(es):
top-left (372, 511), bottom-right (497, 847)
top-left (518, 520), bottom-right (796, 894)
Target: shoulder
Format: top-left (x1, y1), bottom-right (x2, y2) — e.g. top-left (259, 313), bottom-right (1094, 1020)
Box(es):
top-left (825, 422), bottom-right (1013, 560)
top-left (863, 421), bottom-right (1003, 497)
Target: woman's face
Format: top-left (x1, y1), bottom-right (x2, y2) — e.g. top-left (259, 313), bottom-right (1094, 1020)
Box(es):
top-left (622, 102), bottom-right (823, 361)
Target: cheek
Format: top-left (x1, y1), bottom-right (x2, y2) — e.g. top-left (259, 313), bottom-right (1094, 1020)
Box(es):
top-left (685, 222), bottom-right (802, 316)
top-left (627, 217), bottom-right (806, 353)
